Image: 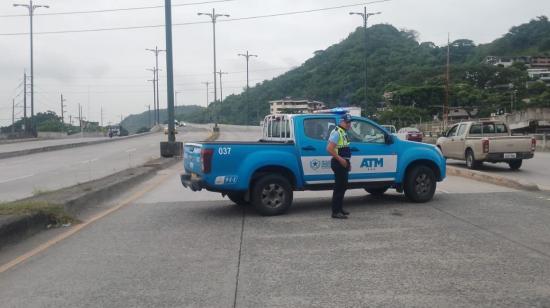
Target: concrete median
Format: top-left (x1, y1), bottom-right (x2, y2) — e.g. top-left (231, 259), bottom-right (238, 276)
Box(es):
top-left (447, 165), bottom-right (540, 191)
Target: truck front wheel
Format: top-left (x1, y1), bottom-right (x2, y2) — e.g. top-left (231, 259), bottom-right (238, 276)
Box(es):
top-left (251, 174), bottom-right (293, 216)
top-left (404, 165), bottom-right (436, 203)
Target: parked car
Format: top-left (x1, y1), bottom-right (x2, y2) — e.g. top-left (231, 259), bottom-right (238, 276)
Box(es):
top-left (396, 127), bottom-right (423, 142)
top-left (436, 121), bottom-right (536, 170)
top-left (381, 125), bottom-right (397, 134)
top-left (180, 111), bottom-right (446, 216)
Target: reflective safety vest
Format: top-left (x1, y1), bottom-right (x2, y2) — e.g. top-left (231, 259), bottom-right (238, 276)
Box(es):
top-left (334, 126), bottom-right (351, 158)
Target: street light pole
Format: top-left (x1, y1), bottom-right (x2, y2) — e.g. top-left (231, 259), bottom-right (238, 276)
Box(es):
top-left (148, 78), bottom-right (156, 125)
top-left (198, 8), bottom-right (230, 106)
top-left (147, 68), bottom-right (158, 124)
top-left (14, 0), bottom-right (49, 137)
top-left (216, 70), bottom-right (228, 102)
top-left (146, 46), bottom-right (166, 125)
top-left (238, 51), bottom-right (258, 125)
top-left (350, 7), bottom-right (380, 116)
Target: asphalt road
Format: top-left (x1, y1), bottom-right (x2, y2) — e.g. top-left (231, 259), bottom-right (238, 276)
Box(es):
top-left (1, 127), bottom-right (550, 307)
top-left (0, 125), bottom-right (209, 202)
top-left (447, 151), bottom-right (550, 190)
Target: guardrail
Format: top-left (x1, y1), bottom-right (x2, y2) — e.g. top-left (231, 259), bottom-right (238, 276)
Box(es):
top-left (533, 134), bottom-right (549, 151)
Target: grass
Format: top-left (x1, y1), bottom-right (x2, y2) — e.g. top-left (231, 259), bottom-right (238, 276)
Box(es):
top-left (32, 188), bottom-right (52, 196)
top-left (0, 201), bottom-right (76, 225)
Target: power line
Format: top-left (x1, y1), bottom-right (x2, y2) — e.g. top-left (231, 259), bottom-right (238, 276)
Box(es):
top-left (0, 0), bottom-right (235, 18)
top-left (0, 0), bottom-right (390, 36)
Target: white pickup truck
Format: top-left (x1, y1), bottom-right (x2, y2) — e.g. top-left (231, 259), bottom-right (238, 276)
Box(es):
top-left (436, 121), bottom-right (536, 170)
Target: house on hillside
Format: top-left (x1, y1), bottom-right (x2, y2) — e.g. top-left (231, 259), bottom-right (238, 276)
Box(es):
top-left (269, 98), bottom-right (325, 114)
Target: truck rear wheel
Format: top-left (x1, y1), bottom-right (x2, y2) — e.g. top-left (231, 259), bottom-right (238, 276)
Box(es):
top-left (251, 174), bottom-right (293, 216)
top-left (404, 165), bottom-right (436, 203)
top-left (227, 192), bottom-right (249, 206)
top-left (508, 160), bottom-right (522, 170)
top-left (465, 149), bottom-right (481, 170)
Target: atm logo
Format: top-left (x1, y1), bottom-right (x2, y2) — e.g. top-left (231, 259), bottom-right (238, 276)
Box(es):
top-left (360, 158), bottom-right (384, 169)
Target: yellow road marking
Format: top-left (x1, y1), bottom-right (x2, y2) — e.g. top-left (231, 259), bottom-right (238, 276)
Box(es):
top-left (0, 169), bottom-right (175, 274)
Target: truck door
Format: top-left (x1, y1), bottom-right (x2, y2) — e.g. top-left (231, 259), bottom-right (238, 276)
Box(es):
top-left (346, 119), bottom-right (398, 183)
top-left (440, 124), bottom-right (458, 158)
top-left (450, 124), bottom-right (468, 159)
top-left (298, 117), bottom-right (337, 185)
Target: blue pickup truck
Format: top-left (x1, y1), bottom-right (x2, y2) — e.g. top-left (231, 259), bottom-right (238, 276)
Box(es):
top-left (181, 112), bottom-right (446, 216)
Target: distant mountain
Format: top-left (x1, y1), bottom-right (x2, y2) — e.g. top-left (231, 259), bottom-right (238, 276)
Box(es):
top-left (121, 105), bottom-right (205, 133)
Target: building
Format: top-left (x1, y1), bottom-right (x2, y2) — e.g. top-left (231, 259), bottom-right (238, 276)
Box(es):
top-left (531, 56), bottom-right (550, 69)
top-left (269, 98), bottom-right (325, 114)
top-left (485, 56), bottom-right (550, 69)
top-left (527, 68), bottom-right (550, 85)
top-left (448, 107), bottom-right (479, 121)
top-left (484, 56), bottom-right (530, 67)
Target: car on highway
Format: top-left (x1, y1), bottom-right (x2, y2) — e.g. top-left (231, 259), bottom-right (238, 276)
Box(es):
top-left (396, 127), bottom-right (423, 142)
top-left (164, 125), bottom-right (179, 135)
top-left (436, 121), bottom-right (536, 170)
top-left (180, 110), bottom-right (446, 216)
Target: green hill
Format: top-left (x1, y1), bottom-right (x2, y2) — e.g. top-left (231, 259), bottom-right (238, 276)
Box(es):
top-left (204, 15), bottom-right (550, 125)
top-left (121, 105), bottom-right (205, 133)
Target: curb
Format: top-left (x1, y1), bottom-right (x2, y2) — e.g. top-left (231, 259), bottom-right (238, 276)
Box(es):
top-left (0, 157), bottom-right (180, 249)
top-left (0, 132), bottom-right (154, 160)
top-left (447, 166), bottom-right (540, 191)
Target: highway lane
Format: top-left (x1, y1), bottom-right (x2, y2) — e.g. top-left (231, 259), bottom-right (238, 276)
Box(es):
top-left (0, 126), bottom-right (209, 202)
top-left (447, 151), bottom-right (550, 190)
top-left (0, 136), bottom-right (113, 154)
top-left (2, 161), bottom-right (550, 306)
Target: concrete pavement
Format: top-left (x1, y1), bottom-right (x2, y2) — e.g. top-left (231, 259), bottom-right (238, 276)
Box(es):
top-left (447, 151), bottom-right (550, 190)
top-left (2, 162), bottom-right (550, 307)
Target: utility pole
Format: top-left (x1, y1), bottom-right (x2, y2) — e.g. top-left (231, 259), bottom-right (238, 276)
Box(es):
top-left (216, 70), bottom-right (228, 102)
top-left (202, 82), bottom-right (210, 107)
top-left (12, 99), bottom-right (15, 133)
top-left (147, 68), bottom-right (158, 124)
top-left (444, 33), bottom-right (450, 129)
top-left (23, 71), bottom-right (27, 133)
top-left (238, 51), bottom-right (258, 124)
top-left (146, 46), bottom-right (166, 124)
top-left (78, 103), bottom-right (83, 136)
top-left (100, 106), bottom-right (103, 127)
top-left (14, 1), bottom-right (49, 137)
top-left (202, 81), bottom-right (211, 122)
top-left (198, 8), bottom-right (230, 105)
top-left (60, 93), bottom-right (66, 130)
top-left (148, 105), bottom-right (151, 128)
top-left (350, 7), bottom-right (380, 116)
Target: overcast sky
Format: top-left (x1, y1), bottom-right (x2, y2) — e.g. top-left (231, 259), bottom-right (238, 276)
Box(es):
top-left (1, 0), bottom-right (548, 126)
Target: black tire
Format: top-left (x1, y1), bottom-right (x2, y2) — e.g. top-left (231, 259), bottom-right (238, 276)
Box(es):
top-left (465, 149), bottom-right (481, 170)
top-left (508, 160), bottom-right (523, 170)
top-left (251, 174), bottom-right (293, 216)
top-left (404, 165), bottom-right (436, 203)
top-left (227, 192), bottom-right (249, 206)
top-left (365, 187), bottom-right (389, 196)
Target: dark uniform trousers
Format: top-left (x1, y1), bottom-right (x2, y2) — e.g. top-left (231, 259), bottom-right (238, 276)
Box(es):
top-left (331, 155), bottom-right (350, 215)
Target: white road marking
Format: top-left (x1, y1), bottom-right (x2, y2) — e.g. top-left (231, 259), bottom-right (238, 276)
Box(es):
top-left (0, 173), bottom-right (35, 184)
top-left (79, 158), bottom-right (99, 164)
top-left (437, 189), bottom-right (451, 194)
top-left (125, 148), bottom-right (137, 153)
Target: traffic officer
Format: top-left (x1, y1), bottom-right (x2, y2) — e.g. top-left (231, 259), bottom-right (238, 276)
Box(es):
top-left (326, 113), bottom-right (352, 219)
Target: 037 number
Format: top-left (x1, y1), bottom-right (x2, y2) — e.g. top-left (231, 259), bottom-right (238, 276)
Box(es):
top-left (218, 147), bottom-right (231, 155)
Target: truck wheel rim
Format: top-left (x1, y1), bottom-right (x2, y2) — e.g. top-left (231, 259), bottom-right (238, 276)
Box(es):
top-left (415, 173), bottom-right (431, 196)
top-left (261, 184), bottom-right (285, 208)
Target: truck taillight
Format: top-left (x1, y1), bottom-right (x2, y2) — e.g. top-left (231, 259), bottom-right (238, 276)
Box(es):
top-left (201, 149), bottom-right (214, 173)
top-left (482, 139), bottom-right (489, 153)
top-left (531, 138), bottom-right (536, 152)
